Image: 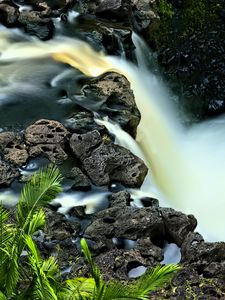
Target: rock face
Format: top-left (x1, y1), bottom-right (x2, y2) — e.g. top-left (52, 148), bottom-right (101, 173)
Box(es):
top-left (70, 130), bottom-right (148, 187)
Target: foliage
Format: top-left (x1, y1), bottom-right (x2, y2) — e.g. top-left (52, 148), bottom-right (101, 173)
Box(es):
top-left (0, 166), bottom-right (180, 299)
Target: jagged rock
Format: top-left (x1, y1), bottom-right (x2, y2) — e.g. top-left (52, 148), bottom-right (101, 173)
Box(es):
top-left (70, 130), bottom-right (148, 187)
top-left (0, 159), bottom-right (19, 186)
top-left (80, 73), bottom-right (140, 138)
top-left (181, 232), bottom-right (225, 279)
top-left (160, 208), bottom-right (197, 246)
top-left (25, 119), bottom-right (69, 145)
top-left (110, 191), bottom-right (131, 208)
top-left (68, 167), bottom-right (91, 191)
top-left (0, 3), bottom-right (19, 27)
top-left (0, 131), bottom-right (28, 166)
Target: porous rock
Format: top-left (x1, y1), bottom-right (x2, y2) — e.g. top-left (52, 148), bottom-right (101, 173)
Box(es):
top-left (0, 131), bottom-right (28, 166)
top-left (70, 130), bottom-right (148, 187)
top-left (0, 3), bottom-right (19, 27)
top-left (0, 159), bottom-right (19, 186)
top-left (160, 208), bottom-right (197, 246)
top-left (25, 119), bottom-right (69, 164)
top-left (68, 167), bottom-right (91, 191)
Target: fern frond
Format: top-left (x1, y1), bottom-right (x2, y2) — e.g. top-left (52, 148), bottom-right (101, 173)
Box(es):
top-left (16, 165), bottom-right (63, 233)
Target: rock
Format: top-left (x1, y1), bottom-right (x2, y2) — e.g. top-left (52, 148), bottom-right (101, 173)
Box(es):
top-left (0, 159), bottom-right (19, 186)
top-left (0, 3), bottom-right (19, 27)
top-left (160, 208), bottom-right (197, 246)
top-left (131, 0), bottom-right (160, 33)
top-left (25, 119), bottom-right (69, 145)
top-left (68, 206), bottom-right (86, 218)
top-left (70, 130), bottom-right (148, 187)
top-left (18, 11), bottom-right (54, 40)
top-left (94, 248), bottom-right (147, 280)
top-left (64, 110), bottom-right (105, 134)
top-left (181, 232), bottom-right (225, 279)
top-left (85, 205), bottom-right (164, 243)
top-left (29, 144), bottom-right (67, 164)
top-left (69, 130), bottom-right (102, 161)
top-left (110, 191), bottom-right (131, 208)
top-left (68, 167), bottom-right (91, 191)
top-left (0, 132), bottom-right (28, 166)
top-left (25, 119), bottom-right (68, 164)
top-left (80, 73), bottom-right (140, 138)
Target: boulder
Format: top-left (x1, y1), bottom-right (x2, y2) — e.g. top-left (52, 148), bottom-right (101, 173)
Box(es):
top-left (70, 130), bottom-right (148, 187)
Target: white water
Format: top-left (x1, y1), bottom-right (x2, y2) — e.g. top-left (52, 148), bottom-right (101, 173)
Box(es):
top-left (1, 28), bottom-right (225, 241)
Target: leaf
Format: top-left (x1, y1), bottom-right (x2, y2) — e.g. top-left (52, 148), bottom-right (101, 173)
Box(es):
top-left (132, 264), bottom-right (181, 298)
top-left (0, 291), bottom-right (7, 300)
top-left (16, 165), bottom-right (63, 233)
top-left (26, 209), bottom-right (46, 236)
top-left (58, 278), bottom-right (95, 300)
top-left (80, 239), bottom-right (101, 288)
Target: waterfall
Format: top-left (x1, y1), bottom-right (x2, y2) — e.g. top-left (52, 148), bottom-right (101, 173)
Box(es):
top-left (1, 29), bottom-right (225, 241)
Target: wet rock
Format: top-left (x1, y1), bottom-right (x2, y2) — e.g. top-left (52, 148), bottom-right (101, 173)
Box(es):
top-left (0, 159), bottom-right (19, 186)
top-left (18, 10), bottom-right (54, 40)
top-left (70, 130), bottom-right (148, 187)
top-left (0, 3), bottom-right (19, 27)
top-left (137, 238), bottom-right (163, 262)
top-left (110, 191), bottom-right (131, 208)
top-left (68, 206), bottom-right (86, 218)
top-left (64, 110), bottom-right (105, 134)
top-left (80, 73), bottom-right (140, 138)
top-left (25, 119), bottom-right (69, 145)
top-left (0, 132), bottom-right (28, 166)
top-left (160, 208), bottom-right (197, 246)
top-left (68, 167), bottom-right (91, 191)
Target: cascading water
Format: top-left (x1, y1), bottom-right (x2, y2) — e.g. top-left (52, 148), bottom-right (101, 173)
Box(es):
top-left (1, 26), bottom-right (225, 241)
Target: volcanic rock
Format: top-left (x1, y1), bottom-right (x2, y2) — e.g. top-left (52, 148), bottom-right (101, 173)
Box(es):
top-left (0, 131), bottom-right (28, 166)
top-left (0, 159), bottom-right (19, 186)
top-left (70, 130), bottom-right (148, 187)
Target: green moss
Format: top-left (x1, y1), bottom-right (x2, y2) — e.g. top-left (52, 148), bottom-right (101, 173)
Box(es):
top-left (151, 0), bottom-right (222, 48)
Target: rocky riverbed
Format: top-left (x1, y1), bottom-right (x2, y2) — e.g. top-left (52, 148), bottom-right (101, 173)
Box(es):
top-left (1, 0), bottom-right (225, 298)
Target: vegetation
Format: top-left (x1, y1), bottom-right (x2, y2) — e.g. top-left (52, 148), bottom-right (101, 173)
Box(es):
top-left (0, 165), bottom-right (180, 299)
top-left (152, 0), bottom-right (222, 47)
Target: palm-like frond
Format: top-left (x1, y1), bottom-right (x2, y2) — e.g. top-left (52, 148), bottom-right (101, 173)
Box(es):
top-left (132, 264), bottom-right (181, 299)
top-left (26, 208), bottom-right (46, 236)
top-left (16, 165), bottom-right (63, 233)
top-left (0, 206), bottom-right (9, 225)
top-left (58, 278), bottom-right (96, 300)
top-left (0, 244), bottom-right (20, 296)
top-left (0, 291), bottom-right (7, 300)
top-left (80, 239), bottom-right (101, 288)
top-left (24, 234), bottom-right (58, 300)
